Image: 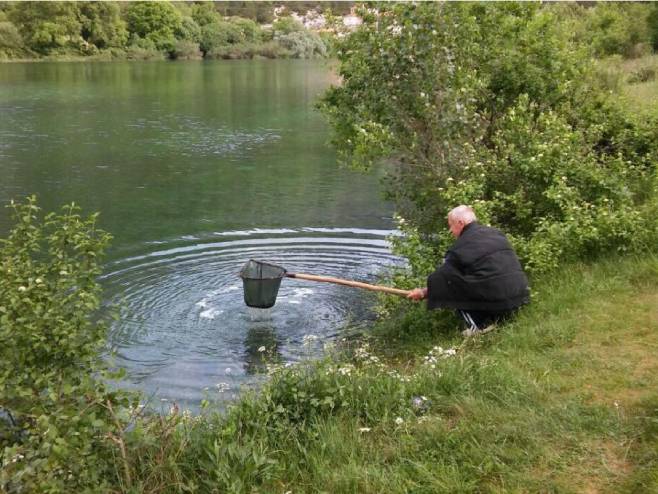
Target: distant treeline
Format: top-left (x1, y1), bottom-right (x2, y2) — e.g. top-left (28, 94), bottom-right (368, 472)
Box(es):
top-left (0, 2), bottom-right (656, 62)
top-left (0, 1), bottom-right (355, 61)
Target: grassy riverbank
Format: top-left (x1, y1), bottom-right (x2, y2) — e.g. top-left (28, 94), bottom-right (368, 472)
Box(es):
top-left (108, 254), bottom-right (658, 493)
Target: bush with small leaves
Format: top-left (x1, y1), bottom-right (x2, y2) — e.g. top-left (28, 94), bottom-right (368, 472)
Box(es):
top-left (320, 3), bottom-right (658, 281)
top-left (0, 197), bottom-right (138, 492)
top-left (276, 30), bottom-right (326, 59)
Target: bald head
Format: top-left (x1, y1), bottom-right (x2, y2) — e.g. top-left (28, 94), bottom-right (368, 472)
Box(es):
top-left (447, 205), bottom-right (476, 238)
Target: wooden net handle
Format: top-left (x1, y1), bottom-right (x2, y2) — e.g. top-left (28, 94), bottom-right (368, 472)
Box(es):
top-left (286, 273), bottom-right (411, 297)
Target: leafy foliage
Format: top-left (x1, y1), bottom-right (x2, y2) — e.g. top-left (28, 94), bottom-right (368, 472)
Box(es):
top-left (320, 3), bottom-right (658, 277)
top-left (650, 3), bottom-right (658, 51)
top-left (0, 1), bottom-right (337, 61)
top-left (584, 2), bottom-right (652, 58)
top-left (276, 29), bottom-right (326, 59)
top-left (273, 15), bottom-right (305, 36)
top-left (125, 1), bottom-right (181, 53)
top-left (0, 197), bottom-right (136, 492)
top-left (7, 2), bottom-right (82, 55)
top-left (78, 2), bottom-right (127, 50)
top-left (0, 20), bottom-right (24, 59)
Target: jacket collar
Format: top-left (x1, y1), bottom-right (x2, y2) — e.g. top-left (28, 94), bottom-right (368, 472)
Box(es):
top-left (460, 221), bottom-right (477, 236)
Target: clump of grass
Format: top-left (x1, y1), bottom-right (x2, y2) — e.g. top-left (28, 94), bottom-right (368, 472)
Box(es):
top-left (628, 66), bottom-right (656, 84)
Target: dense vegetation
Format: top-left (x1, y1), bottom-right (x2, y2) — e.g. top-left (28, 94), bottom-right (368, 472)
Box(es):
top-left (2, 201), bottom-right (657, 492)
top-left (0, 1), bottom-right (352, 61)
top-left (321, 2), bottom-right (658, 280)
top-left (1, 2), bottom-right (658, 493)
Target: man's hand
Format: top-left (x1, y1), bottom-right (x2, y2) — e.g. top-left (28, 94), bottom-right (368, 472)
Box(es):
top-left (407, 287), bottom-right (428, 301)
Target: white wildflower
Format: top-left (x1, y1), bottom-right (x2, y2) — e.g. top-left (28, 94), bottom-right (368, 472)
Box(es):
top-left (17, 286), bottom-right (26, 292)
top-left (394, 417), bottom-right (404, 425)
top-left (338, 365), bottom-right (354, 376)
top-left (358, 427), bottom-right (371, 433)
top-left (257, 346), bottom-right (266, 353)
top-left (216, 382), bottom-right (230, 393)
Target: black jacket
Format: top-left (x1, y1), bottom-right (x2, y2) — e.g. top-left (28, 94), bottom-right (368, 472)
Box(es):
top-left (427, 222), bottom-right (529, 311)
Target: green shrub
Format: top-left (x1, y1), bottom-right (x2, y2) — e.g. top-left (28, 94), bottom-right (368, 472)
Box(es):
top-left (206, 41), bottom-right (257, 60)
top-left (628, 66), bottom-right (657, 84)
top-left (0, 20), bottom-right (25, 59)
top-left (199, 20), bottom-right (242, 55)
top-left (257, 40), bottom-right (289, 59)
top-left (78, 2), bottom-right (128, 50)
top-left (0, 197), bottom-right (137, 492)
top-left (276, 30), bottom-right (326, 59)
top-left (191, 2), bottom-right (221, 27)
top-left (125, 34), bottom-right (164, 60)
top-left (272, 16), bottom-right (305, 36)
top-left (125, 1), bottom-right (181, 52)
top-left (230, 16), bottom-right (262, 43)
top-left (586, 2), bottom-right (652, 58)
top-left (171, 39), bottom-right (202, 60)
top-left (176, 16), bottom-right (201, 44)
top-left (7, 2), bottom-right (82, 56)
top-left (320, 3), bottom-right (658, 279)
top-left (650, 4), bottom-right (658, 51)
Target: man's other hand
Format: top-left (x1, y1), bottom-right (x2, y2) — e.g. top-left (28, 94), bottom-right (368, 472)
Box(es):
top-left (407, 288), bottom-right (428, 301)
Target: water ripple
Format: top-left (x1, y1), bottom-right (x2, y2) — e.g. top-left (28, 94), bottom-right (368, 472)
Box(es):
top-left (102, 227), bottom-right (404, 410)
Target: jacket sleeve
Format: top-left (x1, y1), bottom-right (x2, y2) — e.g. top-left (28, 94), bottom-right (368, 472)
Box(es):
top-left (426, 251), bottom-right (461, 309)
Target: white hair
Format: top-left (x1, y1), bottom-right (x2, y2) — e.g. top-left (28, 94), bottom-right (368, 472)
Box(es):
top-left (448, 205), bottom-right (477, 224)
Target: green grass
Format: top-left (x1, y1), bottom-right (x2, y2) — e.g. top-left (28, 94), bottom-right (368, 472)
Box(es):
top-left (598, 53), bottom-right (658, 113)
top-left (109, 254), bottom-right (658, 493)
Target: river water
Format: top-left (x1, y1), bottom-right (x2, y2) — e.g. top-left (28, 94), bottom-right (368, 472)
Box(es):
top-left (0, 60), bottom-right (399, 409)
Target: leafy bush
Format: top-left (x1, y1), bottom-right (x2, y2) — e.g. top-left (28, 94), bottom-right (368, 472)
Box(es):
top-left (272, 16), bottom-right (305, 36)
top-left (628, 66), bottom-right (657, 84)
top-left (199, 20), bottom-right (243, 55)
top-left (320, 3), bottom-right (658, 278)
top-left (125, 1), bottom-right (181, 52)
top-left (586, 2), bottom-right (652, 58)
top-left (650, 4), bottom-right (658, 51)
top-left (0, 20), bottom-right (25, 59)
top-left (78, 2), bottom-right (128, 50)
top-left (230, 17), bottom-right (262, 43)
top-left (276, 30), bottom-right (326, 59)
top-left (191, 2), bottom-right (221, 27)
top-left (125, 34), bottom-right (164, 60)
top-left (176, 16), bottom-right (201, 44)
top-left (171, 39), bottom-right (202, 60)
top-left (0, 197), bottom-right (137, 492)
top-left (8, 2), bottom-right (82, 55)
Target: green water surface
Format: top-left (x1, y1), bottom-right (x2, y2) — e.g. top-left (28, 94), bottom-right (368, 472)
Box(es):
top-left (0, 60), bottom-right (392, 257)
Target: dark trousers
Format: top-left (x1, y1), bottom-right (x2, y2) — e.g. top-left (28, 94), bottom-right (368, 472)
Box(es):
top-left (456, 309), bottom-right (516, 331)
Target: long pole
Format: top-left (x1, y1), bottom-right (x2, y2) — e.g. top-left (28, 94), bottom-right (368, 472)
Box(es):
top-left (285, 273), bottom-right (411, 297)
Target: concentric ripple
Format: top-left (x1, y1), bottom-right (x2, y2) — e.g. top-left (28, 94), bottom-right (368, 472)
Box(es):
top-left (101, 227), bottom-right (404, 410)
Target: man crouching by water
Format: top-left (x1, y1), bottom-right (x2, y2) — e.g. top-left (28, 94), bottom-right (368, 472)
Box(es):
top-left (407, 205), bottom-right (529, 336)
